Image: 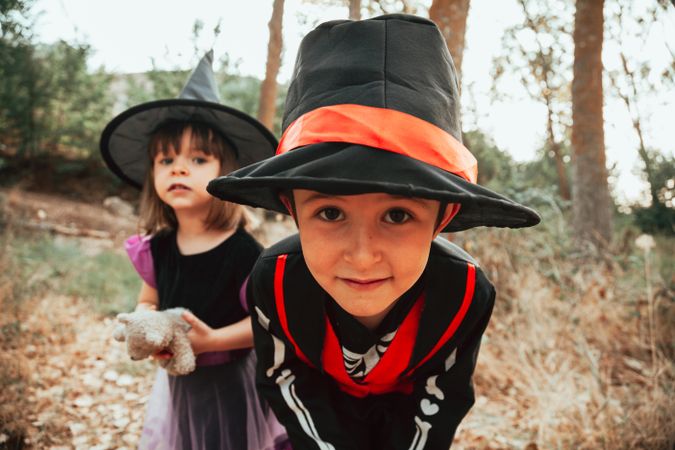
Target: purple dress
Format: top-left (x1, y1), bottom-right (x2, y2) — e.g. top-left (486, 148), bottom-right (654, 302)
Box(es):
top-left (125, 230), bottom-right (289, 450)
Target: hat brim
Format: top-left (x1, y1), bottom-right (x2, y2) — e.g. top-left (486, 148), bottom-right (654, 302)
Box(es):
top-left (100, 99), bottom-right (278, 189)
top-left (207, 143), bottom-right (541, 232)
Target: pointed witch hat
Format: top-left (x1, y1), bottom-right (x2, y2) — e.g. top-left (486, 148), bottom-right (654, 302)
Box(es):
top-left (100, 50), bottom-right (277, 189)
top-left (207, 15), bottom-right (540, 232)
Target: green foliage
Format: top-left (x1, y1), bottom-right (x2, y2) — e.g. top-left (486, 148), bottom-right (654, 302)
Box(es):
top-left (220, 75), bottom-right (261, 116)
top-left (0, 1), bottom-right (114, 158)
top-left (0, 0), bottom-right (33, 39)
top-left (632, 152), bottom-right (675, 235)
top-left (123, 61), bottom-right (288, 139)
top-left (66, 249), bottom-right (141, 315)
top-left (0, 0), bottom-right (39, 154)
top-left (463, 129), bottom-right (514, 189)
top-left (517, 147), bottom-right (568, 193)
top-left (123, 68), bottom-right (189, 106)
top-left (37, 41), bottom-right (114, 157)
top-left (463, 129), bottom-right (568, 211)
top-left (4, 230), bottom-right (140, 315)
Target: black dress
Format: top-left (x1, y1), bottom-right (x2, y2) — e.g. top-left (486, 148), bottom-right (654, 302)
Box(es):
top-left (151, 227), bottom-right (261, 329)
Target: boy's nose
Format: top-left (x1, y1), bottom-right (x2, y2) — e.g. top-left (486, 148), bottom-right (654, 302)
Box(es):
top-left (343, 224), bottom-right (382, 268)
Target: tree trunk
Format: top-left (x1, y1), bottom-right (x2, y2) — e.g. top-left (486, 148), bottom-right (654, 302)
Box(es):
top-left (572, 0), bottom-right (612, 247)
top-left (429, 0), bottom-right (471, 81)
top-left (349, 0), bottom-right (361, 20)
top-left (517, 0), bottom-right (571, 201)
top-left (258, 0), bottom-right (285, 131)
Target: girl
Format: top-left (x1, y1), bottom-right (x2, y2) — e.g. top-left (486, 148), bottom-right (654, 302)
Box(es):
top-left (100, 52), bottom-right (288, 450)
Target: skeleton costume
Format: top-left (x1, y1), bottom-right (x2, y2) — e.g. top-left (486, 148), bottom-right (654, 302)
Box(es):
top-left (209, 14), bottom-right (540, 450)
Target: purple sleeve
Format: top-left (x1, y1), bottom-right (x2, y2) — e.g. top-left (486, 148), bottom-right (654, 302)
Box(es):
top-left (124, 235), bottom-right (157, 289)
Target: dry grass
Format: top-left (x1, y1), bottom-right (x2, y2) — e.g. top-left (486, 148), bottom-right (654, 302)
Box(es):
top-left (453, 223), bottom-right (674, 449)
top-left (0, 227), bottom-right (77, 448)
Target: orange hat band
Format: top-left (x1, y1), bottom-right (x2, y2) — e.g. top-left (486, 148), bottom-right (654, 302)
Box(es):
top-left (277, 104), bottom-right (477, 183)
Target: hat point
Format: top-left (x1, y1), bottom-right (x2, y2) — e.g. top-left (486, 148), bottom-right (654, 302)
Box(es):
top-left (178, 50), bottom-right (220, 103)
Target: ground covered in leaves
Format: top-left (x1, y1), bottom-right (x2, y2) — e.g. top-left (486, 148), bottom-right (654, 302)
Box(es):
top-left (4, 295), bottom-right (154, 449)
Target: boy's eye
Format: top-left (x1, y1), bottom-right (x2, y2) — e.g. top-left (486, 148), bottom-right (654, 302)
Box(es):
top-left (192, 157), bottom-right (208, 164)
top-left (318, 207), bottom-right (344, 222)
top-left (158, 157), bottom-right (173, 165)
top-left (383, 208), bottom-right (411, 224)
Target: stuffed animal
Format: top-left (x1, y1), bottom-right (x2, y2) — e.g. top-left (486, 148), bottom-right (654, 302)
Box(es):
top-left (113, 307), bottom-right (196, 375)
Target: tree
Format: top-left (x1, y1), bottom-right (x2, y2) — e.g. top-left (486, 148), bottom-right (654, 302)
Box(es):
top-left (258, 0), bottom-right (285, 132)
top-left (492, 0), bottom-right (573, 201)
top-left (631, 152), bottom-right (675, 235)
top-left (606, 2), bottom-right (674, 212)
top-left (0, 0), bottom-right (40, 156)
top-left (463, 130), bottom-right (514, 189)
top-left (571, 0), bottom-right (612, 247)
top-left (1, 1), bottom-right (113, 158)
top-left (604, 1), bottom-right (674, 235)
top-left (349, 0), bottom-right (362, 19)
top-left (39, 41), bottom-right (113, 157)
top-left (428, 0), bottom-right (470, 81)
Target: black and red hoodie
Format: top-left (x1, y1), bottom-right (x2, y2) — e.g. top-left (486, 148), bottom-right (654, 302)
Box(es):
top-left (246, 234), bottom-right (495, 450)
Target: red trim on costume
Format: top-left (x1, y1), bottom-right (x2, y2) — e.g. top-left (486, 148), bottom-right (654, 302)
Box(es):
top-left (272, 257), bottom-right (477, 395)
top-left (277, 104), bottom-right (478, 183)
top-left (322, 295), bottom-right (424, 397)
top-left (274, 255), bottom-right (313, 366)
top-left (406, 263), bottom-right (476, 376)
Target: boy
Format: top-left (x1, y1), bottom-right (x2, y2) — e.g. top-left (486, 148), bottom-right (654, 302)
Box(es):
top-left (208, 14), bottom-right (540, 450)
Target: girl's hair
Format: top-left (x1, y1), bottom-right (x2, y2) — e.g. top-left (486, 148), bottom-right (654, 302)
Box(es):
top-left (138, 120), bottom-right (249, 234)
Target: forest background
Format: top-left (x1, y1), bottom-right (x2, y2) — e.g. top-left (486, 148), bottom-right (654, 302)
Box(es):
top-left (0, 0), bottom-right (673, 449)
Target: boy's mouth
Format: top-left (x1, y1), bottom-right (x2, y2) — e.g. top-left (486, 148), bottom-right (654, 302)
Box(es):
top-left (340, 277), bottom-right (390, 291)
top-left (168, 183), bottom-right (191, 192)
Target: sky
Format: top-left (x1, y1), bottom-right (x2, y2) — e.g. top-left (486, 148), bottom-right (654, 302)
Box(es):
top-left (32, 0), bottom-right (675, 205)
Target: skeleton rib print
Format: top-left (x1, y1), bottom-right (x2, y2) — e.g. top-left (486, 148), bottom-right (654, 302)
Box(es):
top-left (342, 330), bottom-right (397, 380)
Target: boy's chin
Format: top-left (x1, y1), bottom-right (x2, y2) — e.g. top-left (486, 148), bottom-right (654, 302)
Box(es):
top-left (330, 294), bottom-right (399, 328)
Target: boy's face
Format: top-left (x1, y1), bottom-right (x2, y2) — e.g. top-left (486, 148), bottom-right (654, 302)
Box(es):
top-left (292, 190), bottom-right (451, 330)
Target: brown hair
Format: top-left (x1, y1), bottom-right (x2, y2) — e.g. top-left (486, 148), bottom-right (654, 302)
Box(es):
top-left (138, 120), bottom-right (249, 235)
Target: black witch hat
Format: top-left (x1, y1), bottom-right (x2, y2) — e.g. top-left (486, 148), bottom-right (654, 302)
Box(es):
top-left (207, 15), bottom-right (540, 232)
top-left (100, 51), bottom-right (277, 189)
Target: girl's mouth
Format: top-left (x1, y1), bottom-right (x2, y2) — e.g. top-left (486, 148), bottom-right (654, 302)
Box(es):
top-left (168, 183), bottom-right (191, 192)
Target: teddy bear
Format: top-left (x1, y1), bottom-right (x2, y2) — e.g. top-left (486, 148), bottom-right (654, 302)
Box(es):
top-left (113, 307), bottom-right (196, 376)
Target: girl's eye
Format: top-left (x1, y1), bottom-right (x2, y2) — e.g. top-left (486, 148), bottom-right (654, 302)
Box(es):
top-left (158, 157), bottom-right (173, 165)
top-left (384, 208), bottom-right (411, 224)
top-left (192, 157), bottom-right (208, 164)
top-left (318, 207), bottom-right (344, 222)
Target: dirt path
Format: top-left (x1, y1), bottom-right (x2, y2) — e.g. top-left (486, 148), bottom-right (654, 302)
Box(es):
top-left (19, 295), bottom-right (153, 449)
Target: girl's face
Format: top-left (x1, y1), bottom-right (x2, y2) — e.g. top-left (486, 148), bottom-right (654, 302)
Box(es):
top-left (152, 128), bottom-right (221, 215)
top-left (292, 190), bottom-right (454, 330)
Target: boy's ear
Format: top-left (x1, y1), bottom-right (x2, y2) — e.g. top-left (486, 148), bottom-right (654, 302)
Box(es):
top-left (434, 203), bottom-right (460, 236)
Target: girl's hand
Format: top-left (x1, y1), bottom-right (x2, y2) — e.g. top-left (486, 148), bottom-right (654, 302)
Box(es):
top-left (182, 311), bottom-right (214, 355)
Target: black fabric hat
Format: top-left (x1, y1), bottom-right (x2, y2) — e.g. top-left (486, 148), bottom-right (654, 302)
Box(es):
top-left (100, 51), bottom-right (277, 189)
top-left (207, 15), bottom-right (540, 231)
